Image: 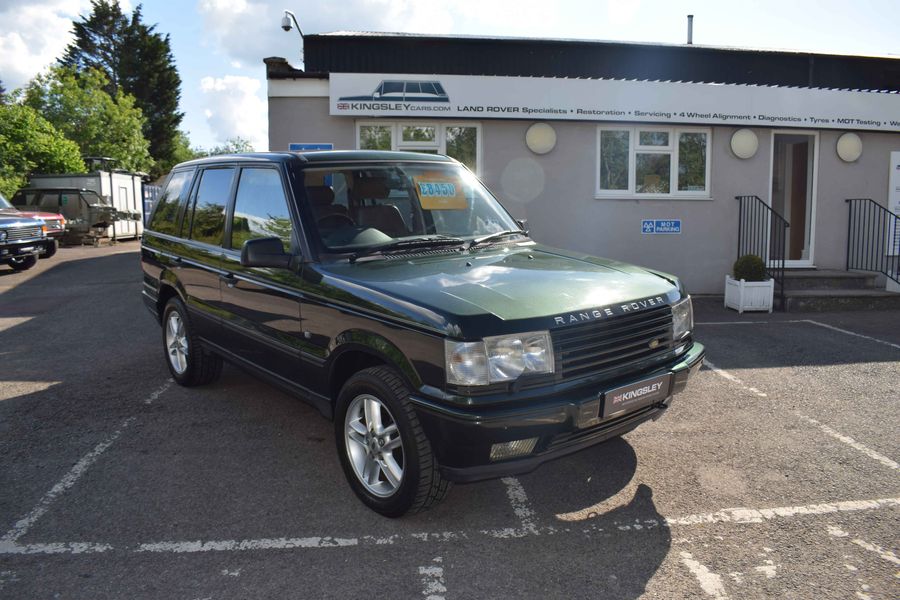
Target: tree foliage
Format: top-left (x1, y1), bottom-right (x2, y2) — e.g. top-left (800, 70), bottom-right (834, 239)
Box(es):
top-left (24, 66), bottom-right (152, 173)
top-left (205, 138), bottom-right (255, 156)
top-left (0, 103), bottom-right (85, 197)
top-left (61, 1), bottom-right (183, 176)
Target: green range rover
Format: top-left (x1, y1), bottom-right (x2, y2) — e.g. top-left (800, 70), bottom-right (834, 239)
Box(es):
top-left (141, 151), bottom-right (704, 517)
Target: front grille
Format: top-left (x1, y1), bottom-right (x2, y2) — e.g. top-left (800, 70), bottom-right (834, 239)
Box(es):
top-left (553, 305), bottom-right (674, 380)
top-left (5, 226), bottom-right (42, 241)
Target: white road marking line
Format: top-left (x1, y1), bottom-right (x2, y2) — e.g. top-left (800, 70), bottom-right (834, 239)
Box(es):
top-left (804, 320), bottom-right (900, 351)
top-left (418, 557), bottom-right (446, 600)
top-left (664, 497), bottom-right (900, 526)
top-left (796, 414), bottom-right (898, 471)
top-left (697, 318), bottom-right (900, 351)
top-left (707, 352), bottom-right (897, 472)
top-left (3, 496), bottom-right (897, 556)
top-left (828, 525), bottom-right (900, 570)
top-left (702, 359), bottom-right (768, 398)
top-left (137, 537), bottom-right (358, 553)
top-left (679, 551), bottom-right (730, 599)
top-left (754, 559), bottom-right (777, 578)
top-left (0, 380), bottom-right (172, 545)
top-left (0, 416), bottom-right (136, 545)
top-left (500, 477), bottom-right (538, 534)
top-left (144, 379), bottom-right (172, 404)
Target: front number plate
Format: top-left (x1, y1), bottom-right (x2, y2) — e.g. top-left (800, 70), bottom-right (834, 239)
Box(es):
top-left (602, 373), bottom-right (672, 419)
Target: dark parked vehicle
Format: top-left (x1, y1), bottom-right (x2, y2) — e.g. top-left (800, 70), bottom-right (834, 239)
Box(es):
top-left (11, 187), bottom-right (118, 244)
top-left (141, 151), bottom-right (704, 516)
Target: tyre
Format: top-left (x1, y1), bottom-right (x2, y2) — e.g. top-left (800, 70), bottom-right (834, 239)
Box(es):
top-left (162, 297), bottom-right (223, 386)
top-left (39, 241), bottom-right (58, 259)
top-left (8, 255), bottom-right (37, 271)
top-left (335, 366), bottom-right (450, 517)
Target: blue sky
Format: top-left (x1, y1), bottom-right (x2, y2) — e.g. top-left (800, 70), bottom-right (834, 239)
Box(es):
top-left (2, 0), bottom-right (898, 151)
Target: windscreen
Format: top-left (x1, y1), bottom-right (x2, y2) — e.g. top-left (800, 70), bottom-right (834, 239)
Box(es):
top-left (303, 163), bottom-right (519, 252)
top-left (0, 193), bottom-right (13, 210)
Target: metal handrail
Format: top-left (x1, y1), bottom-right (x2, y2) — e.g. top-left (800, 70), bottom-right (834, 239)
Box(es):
top-left (735, 195), bottom-right (790, 308)
top-left (845, 198), bottom-right (900, 285)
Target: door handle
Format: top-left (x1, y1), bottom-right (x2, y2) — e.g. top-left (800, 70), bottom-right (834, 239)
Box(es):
top-left (219, 273), bottom-right (236, 288)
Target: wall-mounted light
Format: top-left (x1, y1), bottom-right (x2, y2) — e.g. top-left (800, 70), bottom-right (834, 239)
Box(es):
top-left (525, 123), bottom-right (557, 155)
top-left (730, 129), bottom-right (758, 159)
top-left (836, 132), bottom-right (862, 162)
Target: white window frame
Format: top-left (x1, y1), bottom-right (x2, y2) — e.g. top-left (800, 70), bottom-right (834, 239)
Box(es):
top-left (355, 121), bottom-right (483, 175)
top-left (596, 125), bottom-right (712, 199)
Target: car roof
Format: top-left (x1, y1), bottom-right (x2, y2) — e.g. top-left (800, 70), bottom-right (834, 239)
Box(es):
top-left (174, 150), bottom-right (456, 169)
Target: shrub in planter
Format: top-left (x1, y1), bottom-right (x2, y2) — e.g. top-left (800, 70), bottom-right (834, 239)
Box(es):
top-left (725, 254), bottom-right (773, 313)
top-left (732, 254), bottom-right (767, 282)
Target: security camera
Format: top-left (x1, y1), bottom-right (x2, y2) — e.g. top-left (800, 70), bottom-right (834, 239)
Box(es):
top-left (281, 14), bottom-right (292, 31)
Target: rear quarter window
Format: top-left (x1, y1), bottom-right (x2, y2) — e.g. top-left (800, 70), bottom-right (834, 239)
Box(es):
top-left (148, 170), bottom-right (194, 235)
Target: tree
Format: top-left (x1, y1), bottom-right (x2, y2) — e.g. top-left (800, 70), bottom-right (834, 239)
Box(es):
top-left (0, 79), bottom-right (6, 104)
top-left (61, 1), bottom-right (184, 176)
top-left (0, 103), bottom-right (85, 197)
top-left (205, 138), bottom-right (255, 156)
top-left (24, 67), bottom-right (153, 173)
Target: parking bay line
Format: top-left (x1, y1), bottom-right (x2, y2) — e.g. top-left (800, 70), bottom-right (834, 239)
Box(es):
top-left (702, 358), bottom-right (898, 472)
top-left (696, 319), bottom-right (900, 351)
top-left (3, 495), bottom-right (897, 556)
top-left (827, 525), bottom-right (900, 572)
top-left (0, 379), bottom-right (172, 548)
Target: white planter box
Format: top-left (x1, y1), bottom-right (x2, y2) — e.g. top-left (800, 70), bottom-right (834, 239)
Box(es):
top-left (724, 275), bottom-right (774, 313)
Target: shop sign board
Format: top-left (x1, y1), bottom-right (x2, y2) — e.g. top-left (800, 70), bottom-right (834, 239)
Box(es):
top-left (327, 73), bottom-right (900, 132)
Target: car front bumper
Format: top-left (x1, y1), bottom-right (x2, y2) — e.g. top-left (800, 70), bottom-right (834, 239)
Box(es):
top-left (411, 341), bottom-right (705, 482)
top-left (0, 239), bottom-right (45, 260)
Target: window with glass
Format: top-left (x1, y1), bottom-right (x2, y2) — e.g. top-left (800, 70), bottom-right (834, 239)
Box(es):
top-left (188, 168), bottom-right (233, 245)
top-left (230, 168), bottom-right (293, 252)
top-left (356, 122), bottom-right (481, 173)
top-left (304, 163), bottom-right (519, 253)
top-left (596, 127), bottom-right (710, 197)
top-left (148, 170), bottom-right (193, 235)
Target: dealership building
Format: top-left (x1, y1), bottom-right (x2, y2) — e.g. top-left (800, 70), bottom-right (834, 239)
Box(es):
top-left (265, 32), bottom-right (900, 303)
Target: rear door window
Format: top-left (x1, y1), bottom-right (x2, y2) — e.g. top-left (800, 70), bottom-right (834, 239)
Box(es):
top-left (148, 170), bottom-right (194, 235)
top-left (188, 168), bottom-right (234, 246)
top-left (230, 168), bottom-right (293, 252)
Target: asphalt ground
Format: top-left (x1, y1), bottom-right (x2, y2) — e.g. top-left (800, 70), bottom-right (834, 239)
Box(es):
top-left (0, 244), bottom-right (897, 599)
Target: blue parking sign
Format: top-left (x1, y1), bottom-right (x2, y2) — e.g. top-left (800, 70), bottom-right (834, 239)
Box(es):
top-left (641, 219), bottom-right (682, 234)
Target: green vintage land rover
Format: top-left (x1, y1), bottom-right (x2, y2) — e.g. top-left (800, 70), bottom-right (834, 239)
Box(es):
top-left (141, 151), bottom-right (704, 516)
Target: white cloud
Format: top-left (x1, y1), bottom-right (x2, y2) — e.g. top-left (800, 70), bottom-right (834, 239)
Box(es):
top-left (199, 75), bottom-right (268, 150)
top-left (0, 0), bottom-right (91, 91)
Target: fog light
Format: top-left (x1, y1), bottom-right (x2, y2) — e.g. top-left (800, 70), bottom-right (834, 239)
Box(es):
top-left (490, 437), bottom-right (538, 461)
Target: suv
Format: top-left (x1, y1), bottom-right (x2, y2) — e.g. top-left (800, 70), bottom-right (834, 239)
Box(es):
top-left (0, 192), bottom-right (64, 258)
top-left (141, 151), bottom-right (704, 517)
top-left (0, 210), bottom-right (50, 271)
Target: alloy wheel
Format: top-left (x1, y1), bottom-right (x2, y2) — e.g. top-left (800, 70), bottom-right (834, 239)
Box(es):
top-left (344, 393), bottom-right (405, 497)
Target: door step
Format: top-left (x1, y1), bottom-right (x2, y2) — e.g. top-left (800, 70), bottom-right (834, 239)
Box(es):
top-left (780, 269), bottom-right (877, 290)
top-left (780, 288), bottom-right (900, 312)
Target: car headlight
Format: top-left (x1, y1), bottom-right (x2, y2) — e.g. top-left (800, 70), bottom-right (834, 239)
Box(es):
top-left (0, 230), bottom-right (6, 242)
top-left (672, 296), bottom-right (693, 340)
top-left (445, 331), bottom-right (554, 386)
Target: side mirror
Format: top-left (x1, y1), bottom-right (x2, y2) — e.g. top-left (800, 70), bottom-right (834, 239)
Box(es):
top-left (240, 237), bottom-right (292, 269)
top-left (516, 219), bottom-right (530, 235)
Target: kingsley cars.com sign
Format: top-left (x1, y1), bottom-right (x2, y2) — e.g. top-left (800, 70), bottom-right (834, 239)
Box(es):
top-left (328, 73), bottom-right (900, 131)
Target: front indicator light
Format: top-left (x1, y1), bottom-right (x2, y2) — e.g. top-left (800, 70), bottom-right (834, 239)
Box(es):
top-left (490, 438), bottom-right (538, 461)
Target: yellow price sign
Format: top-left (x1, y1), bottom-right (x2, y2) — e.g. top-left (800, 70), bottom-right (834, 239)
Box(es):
top-left (413, 173), bottom-right (468, 210)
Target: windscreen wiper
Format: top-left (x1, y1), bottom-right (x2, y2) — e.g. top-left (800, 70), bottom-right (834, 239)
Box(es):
top-left (350, 235), bottom-right (465, 263)
top-left (467, 229), bottom-right (527, 250)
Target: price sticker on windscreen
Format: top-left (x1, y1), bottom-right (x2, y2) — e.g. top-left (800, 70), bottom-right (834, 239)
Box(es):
top-left (413, 173), bottom-right (468, 210)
